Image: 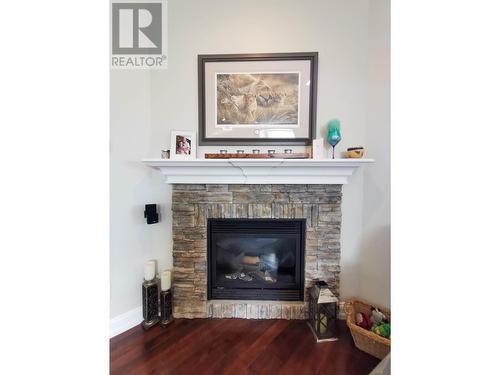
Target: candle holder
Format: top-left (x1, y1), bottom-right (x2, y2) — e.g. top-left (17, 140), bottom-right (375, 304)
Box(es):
top-left (326, 119), bottom-right (341, 159)
top-left (141, 278), bottom-right (160, 330)
top-left (160, 289), bottom-right (173, 327)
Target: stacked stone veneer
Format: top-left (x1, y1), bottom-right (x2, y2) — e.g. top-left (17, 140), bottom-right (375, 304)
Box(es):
top-left (172, 184), bottom-right (342, 319)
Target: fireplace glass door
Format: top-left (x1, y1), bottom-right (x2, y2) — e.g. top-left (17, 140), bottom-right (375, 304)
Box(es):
top-left (208, 219), bottom-right (305, 301)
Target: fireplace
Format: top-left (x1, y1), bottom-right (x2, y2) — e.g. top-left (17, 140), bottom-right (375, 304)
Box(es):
top-left (170, 184), bottom-right (342, 319)
top-left (207, 218), bottom-right (306, 301)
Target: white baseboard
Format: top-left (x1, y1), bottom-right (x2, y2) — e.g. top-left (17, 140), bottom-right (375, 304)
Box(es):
top-left (109, 306), bottom-right (142, 338)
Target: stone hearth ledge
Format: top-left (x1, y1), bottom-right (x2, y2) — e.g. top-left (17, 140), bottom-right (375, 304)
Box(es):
top-left (207, 301), bottom-right (307, 319)
top-left (143, 158), bottom-right (373, 185)
top-left (206, 300), bottom-right (347, 320)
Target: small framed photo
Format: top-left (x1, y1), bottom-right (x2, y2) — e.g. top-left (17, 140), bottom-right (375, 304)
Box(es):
top-left (170, 131), bottom-right (197, 160)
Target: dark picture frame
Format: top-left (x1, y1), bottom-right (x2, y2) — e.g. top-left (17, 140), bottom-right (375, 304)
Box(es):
top-left (198, 52), bottom-right (318, 146)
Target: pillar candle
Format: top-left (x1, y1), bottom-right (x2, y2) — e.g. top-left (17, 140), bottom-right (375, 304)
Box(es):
top-left (144, 260), bottom-right (156, 281)
top-left (161, 270), bottom-right (171, 291)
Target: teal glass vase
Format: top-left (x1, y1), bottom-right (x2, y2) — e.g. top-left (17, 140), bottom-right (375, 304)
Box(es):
top-left (326, 119), bottom-right (341, 159)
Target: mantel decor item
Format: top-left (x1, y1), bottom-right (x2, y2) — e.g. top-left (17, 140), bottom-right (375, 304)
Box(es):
top-left (307, 280), bottom-right (339, 343)
top-left (161, 149), bottom-right (170, 159)
top-left (326, 119), bottom-right (341, 159)
top-left (344, 147), bottom-right (365, 159)
top-left (170, 130), bottom-right (197, 160)
top-left (312, 138), bottom-right (324, 159)
top-left (204, 152), bottom-right (309, 159)
top-left (198, 52), bottom-right (318, 146)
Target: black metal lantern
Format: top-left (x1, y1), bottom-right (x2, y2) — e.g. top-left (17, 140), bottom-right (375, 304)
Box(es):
top-left (307, 280), bottom-right (339, 342)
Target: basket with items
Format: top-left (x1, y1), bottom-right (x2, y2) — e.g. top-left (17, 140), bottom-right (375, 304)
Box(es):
top-left (344, 299), bottom-right (390, 359)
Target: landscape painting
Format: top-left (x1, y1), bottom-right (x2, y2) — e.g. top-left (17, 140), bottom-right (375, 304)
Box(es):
top-left (216, 73), bottom-right (299, 126)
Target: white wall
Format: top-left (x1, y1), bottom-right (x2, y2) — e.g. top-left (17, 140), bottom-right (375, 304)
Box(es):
top-left (110, 0), bottom-right (390, 321)
top-left (110, 70), bottom-right (172, 317)
top-left (358, 0), bottom-right (391, 307)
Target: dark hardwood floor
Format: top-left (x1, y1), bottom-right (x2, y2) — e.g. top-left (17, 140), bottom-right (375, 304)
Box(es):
top-left (110, 319), bottom-right (380, 375)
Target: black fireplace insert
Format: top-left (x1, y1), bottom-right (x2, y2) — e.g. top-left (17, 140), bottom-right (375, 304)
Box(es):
top-left (207, 218), bottom-right (305, 301)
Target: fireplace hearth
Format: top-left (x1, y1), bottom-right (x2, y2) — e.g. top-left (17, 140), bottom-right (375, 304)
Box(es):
top-left (208, 219), bottom-right (305, 301)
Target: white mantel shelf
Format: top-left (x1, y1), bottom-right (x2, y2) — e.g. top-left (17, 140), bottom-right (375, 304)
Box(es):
top-left (143, 158), bottom-right (374, 185)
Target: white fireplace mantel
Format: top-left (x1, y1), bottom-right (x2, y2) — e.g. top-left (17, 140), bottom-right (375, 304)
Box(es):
top-left (142, 158), bottom-right (374, 185)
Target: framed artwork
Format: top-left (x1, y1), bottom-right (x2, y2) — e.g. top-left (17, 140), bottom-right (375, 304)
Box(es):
top-left (170, 130), bottom-right (197, 159)
top-left (198, 52), bottom-right (318, 146)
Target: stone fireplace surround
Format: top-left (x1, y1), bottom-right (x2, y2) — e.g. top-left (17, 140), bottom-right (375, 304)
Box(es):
top-left (172, 183), bottom-right (342, 320)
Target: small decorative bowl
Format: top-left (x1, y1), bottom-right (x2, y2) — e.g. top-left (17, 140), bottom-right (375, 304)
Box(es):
top-left (345, 147), bottom-right (365, 158)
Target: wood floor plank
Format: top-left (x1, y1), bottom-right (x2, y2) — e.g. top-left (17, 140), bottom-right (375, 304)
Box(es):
top-left (257, 319), bottom-right (308, 364)
top-left (110, 319), bottom-right (381, 375)
top-left (277, 323), bottom-right (323, 375)
top-left (129, 319), bottom-right (227, 375)
top-left (111, 319), bottom-right (222, 374)
top-left (110, 319), bottom-right (201, 365)
top-left (199, 319), bottom-right (276, 375)
top-left (169, 318), bottom-right (252, 374)
top-left (220, 319), bottom-right (290, 375)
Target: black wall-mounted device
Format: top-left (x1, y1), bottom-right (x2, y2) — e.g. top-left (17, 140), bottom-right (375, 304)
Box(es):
top-left (144, 204), bottom-right (159, 224)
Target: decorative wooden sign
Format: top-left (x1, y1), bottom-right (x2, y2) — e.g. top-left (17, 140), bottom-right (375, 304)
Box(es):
top-left (204, 153), bottom-right (310, 159)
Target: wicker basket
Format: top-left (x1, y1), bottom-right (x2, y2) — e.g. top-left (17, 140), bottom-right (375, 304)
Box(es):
top-left (344, 299), bottom-right (390, 359)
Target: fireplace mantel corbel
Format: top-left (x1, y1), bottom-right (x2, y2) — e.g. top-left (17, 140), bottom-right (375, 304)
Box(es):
top-left (142, 158), bottom-right (374, 185)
